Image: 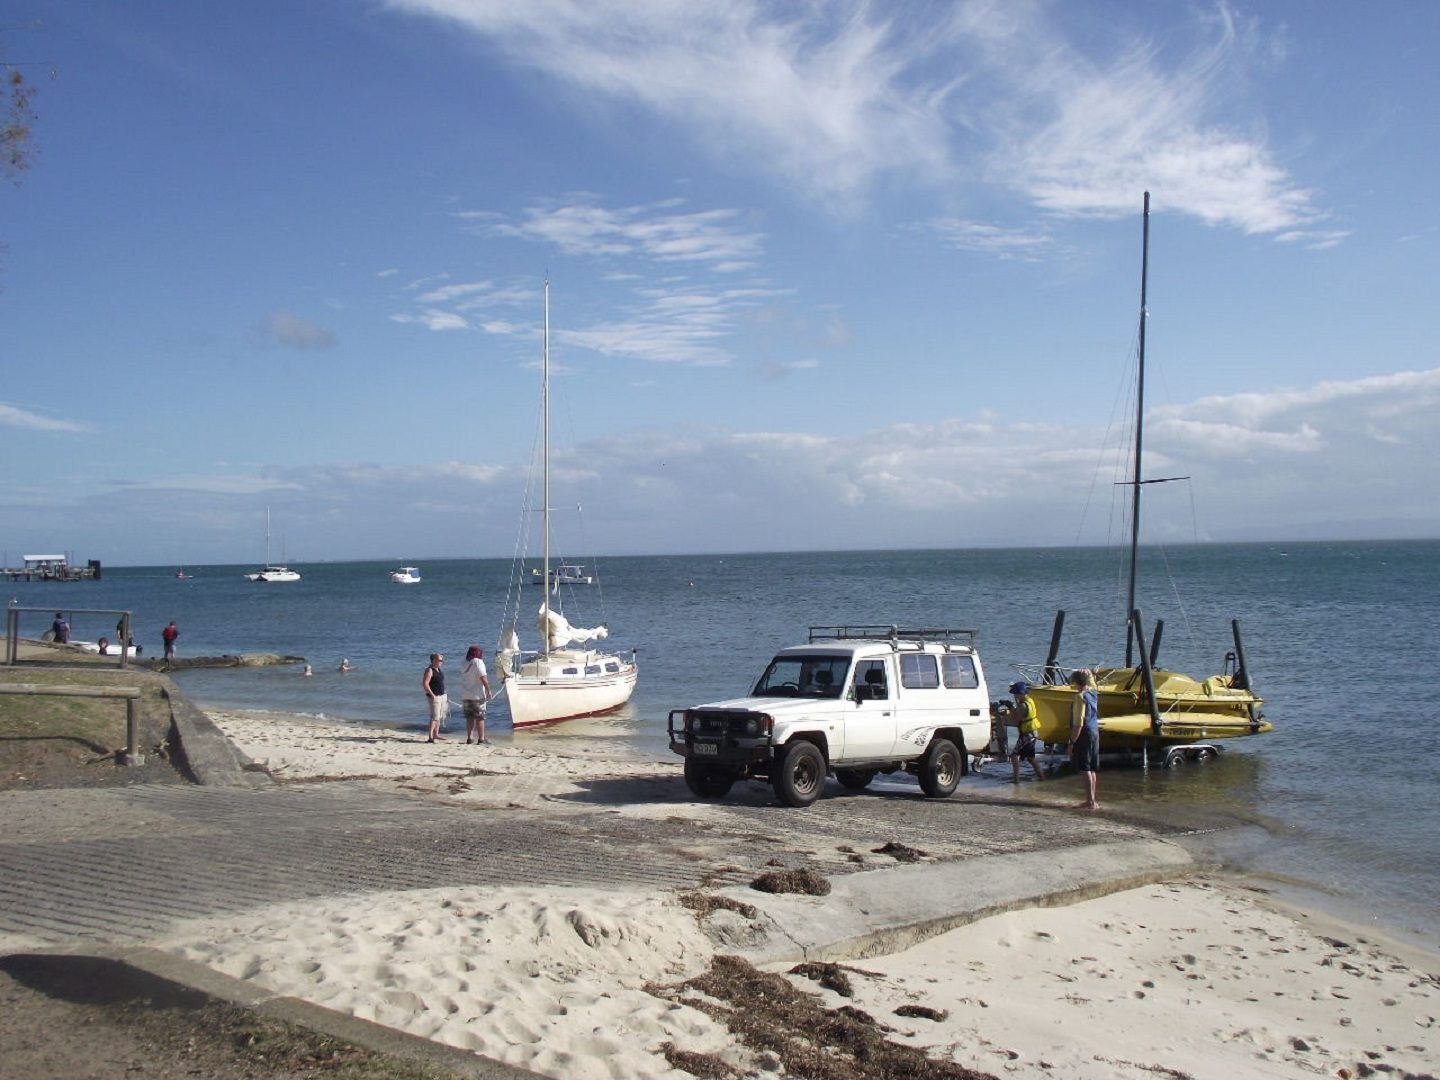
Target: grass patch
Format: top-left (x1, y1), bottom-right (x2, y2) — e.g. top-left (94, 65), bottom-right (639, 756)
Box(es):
top-left (0, 667), bottom-right (186, 788)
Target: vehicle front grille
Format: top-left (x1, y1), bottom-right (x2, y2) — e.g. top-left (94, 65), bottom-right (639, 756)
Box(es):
top-left (692, 710), bottom-right (762, 737)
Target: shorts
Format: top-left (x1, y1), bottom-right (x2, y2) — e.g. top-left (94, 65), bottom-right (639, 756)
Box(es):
top-left (463, 699), bottom-right (487, 720)
top-left (1071, 728), bottom-right (1099, 772)
top-left (428, 694), bottom-right (449, 724)
top-left (1011, 732), bottom-right (1037, 761)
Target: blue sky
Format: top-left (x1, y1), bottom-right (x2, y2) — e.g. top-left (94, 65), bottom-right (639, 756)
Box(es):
top-left (2, 1), bottom-right (1437, 566)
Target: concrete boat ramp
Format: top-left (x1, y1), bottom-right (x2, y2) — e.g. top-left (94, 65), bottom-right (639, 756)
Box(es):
top-left (0, 690), bottom-right (1232, 1077)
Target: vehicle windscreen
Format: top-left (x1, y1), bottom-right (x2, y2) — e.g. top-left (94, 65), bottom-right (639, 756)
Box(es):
top-left (753, 654), bottom-right (850, 698)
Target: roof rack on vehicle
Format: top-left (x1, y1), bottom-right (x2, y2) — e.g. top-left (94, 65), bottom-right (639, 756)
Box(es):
top-left (808, 625), bottom-right (977, 648)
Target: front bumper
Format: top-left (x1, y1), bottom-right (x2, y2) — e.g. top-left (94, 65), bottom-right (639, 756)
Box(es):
top-left (668, 708), bottom-right (774, 765)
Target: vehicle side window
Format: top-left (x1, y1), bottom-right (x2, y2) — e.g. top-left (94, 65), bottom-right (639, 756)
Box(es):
top-left (899, 653), bottom-right (939, 689)
top-left (852, 659), bottom-right (888, 700)
top-left (941, 654), bottom-right (979, 689)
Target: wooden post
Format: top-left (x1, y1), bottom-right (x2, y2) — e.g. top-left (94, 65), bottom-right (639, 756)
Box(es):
top-left (123, 697), bottom-right (144, 766)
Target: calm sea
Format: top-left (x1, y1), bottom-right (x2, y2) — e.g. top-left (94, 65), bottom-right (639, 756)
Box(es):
top-left (9, 541), bottom-right (1437, 944)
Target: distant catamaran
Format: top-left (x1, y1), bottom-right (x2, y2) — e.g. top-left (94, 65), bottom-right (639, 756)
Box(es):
top-left (245, 507), bottom-right (301, 583)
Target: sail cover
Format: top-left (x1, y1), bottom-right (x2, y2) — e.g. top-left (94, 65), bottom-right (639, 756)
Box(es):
top-left (538, 605), bottom-right (608, 650)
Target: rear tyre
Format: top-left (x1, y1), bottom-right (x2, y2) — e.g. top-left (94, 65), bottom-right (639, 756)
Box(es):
top-left (684, 759), bottom-right (735, 798)
top-left (772, 741), bottom-right (826, 808)
top-left (918, 738), bottom-right (960, 798)
top-left (836, 768), bottom-right (876, 791)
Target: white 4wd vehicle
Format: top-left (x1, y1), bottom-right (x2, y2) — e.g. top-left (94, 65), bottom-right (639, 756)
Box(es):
top-left (668, 626), bottom-right (990, 807)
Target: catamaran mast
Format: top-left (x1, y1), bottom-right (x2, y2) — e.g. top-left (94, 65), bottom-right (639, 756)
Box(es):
top-left (1125, 192), bottom-right (1151, 667)
top-left (541, 278), bottom-right (551, 656)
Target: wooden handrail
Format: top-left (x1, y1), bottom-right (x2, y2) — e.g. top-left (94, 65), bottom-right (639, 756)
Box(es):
top-left (0, 683), bottom-right (145, 764)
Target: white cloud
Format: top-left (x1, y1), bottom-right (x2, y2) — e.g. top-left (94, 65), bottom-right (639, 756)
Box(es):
top-left (466, 199), bottom-right (764, 270)
top-left (390, 309), bottom-right (469, 331)
top-left (416, 280), bottom-right (494, 304)
top-left (10, 366), bottom-right (1436, 562)
top-left (389, 0), bottom-right (1327, 239)
top-left (0, 402), bottom-right (92, 433)
top-left (1152, 368), bottom-right (1440, 430)
top-left (918, 217), bottom-right (1058, 260)
top-left (391, 0), bottom-right (952, 208)
top-left (264, 311), bottom-right (337, 349)
top-left (555, 282), bottom-right (788, 366)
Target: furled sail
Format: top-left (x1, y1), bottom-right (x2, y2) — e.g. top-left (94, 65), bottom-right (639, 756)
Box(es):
top-left (497, 625), bottom-right (521, 681)
top-left (538, 605), bottom-right (608, 651)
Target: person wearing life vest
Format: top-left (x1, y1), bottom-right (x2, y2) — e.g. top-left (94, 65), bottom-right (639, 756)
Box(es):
top-left (1008, 680), bottom-right (1045, 784)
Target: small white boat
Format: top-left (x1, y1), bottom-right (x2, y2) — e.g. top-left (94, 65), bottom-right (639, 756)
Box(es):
top-left (390, 566), bottom-right (422, 584)
top-left (529, 563), bottom-right (593, 587)
top-left (75, 640), bottom-right (141, 658)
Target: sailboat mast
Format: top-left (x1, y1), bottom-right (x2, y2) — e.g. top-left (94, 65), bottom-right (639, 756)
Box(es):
top-left (1125, 192), bottom-right (1150, 667)
top-left (541, 278), bottom-right (551, 656)
top-left (265, 506), bottom-right (272, 565)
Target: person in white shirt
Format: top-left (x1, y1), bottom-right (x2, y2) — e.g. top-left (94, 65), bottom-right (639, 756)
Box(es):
top-left (461, 644), bottom-right (493, 744)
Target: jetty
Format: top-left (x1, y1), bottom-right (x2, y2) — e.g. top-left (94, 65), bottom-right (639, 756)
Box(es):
top-left (2, 554), bottom-right (103, 582)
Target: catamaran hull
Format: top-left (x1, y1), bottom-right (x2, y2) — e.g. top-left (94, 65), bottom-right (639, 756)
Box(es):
top-left (1027, 674), bottom-right (1268, 750)
top-left (504, 667), bottom-right (638, 728)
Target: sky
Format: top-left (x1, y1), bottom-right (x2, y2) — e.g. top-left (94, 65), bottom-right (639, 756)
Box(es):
top-left (1, 0), bottom-right (1437, 567)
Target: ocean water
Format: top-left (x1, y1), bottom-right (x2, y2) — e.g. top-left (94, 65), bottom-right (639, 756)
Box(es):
top-left (8, 540), bottom-right (1437, 943)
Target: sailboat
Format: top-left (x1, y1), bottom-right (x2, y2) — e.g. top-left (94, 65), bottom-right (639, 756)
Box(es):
top-left (1024, 193), bottom-right (1270, 758)
top-left (496, 280), bottom-right (638, 728)
top-left (244, 508), bottom-right (301, 583)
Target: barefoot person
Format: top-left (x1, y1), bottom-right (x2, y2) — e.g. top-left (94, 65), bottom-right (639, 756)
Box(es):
top-left (423, 653), bottom-right (448, 743)
top-left (461, 645), bottom-right (492, 745)
top-left (1007, 681), bottom-right (1045, 784)
top-left (1067, 668), bottom-right (1100, 809)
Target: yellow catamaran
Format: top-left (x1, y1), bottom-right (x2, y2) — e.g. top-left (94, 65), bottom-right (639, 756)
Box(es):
top-left (1024, 194), bottom-right (1271, 764)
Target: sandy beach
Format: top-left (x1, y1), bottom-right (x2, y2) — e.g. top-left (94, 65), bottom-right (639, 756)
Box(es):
top-left (172, 708), bottom-right (1440, 1080)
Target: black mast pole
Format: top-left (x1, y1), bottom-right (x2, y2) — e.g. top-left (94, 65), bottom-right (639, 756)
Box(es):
top-left (1125, 192), bottom-right (1150, 667)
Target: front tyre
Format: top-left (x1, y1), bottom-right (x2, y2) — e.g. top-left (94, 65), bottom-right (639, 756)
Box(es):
top-left (684, 759), bottom-right (735, 798)
top-left (918, 738), bottom-right (961, 798)
top-left (772, 741), bottom-right (826, 808)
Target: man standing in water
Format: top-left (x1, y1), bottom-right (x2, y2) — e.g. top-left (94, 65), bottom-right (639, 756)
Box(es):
top-left (50, 612), bottom-right (70, 644)
top-left (423, 653), bottom-right (448, 743)
top-left (1067, 668), bottom-right (1100, 809)
top-left (162, 620), bottom-right (179, 661)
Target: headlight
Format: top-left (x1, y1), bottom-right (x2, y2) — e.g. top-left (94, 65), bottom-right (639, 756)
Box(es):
top-left (745, 714), bottom-right (774, 737)
top-left (683, 711), bottom-right (695, 733)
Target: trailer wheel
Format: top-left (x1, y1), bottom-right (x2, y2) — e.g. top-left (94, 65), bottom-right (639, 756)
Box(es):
top-left (772, 741), bottom-right (825, 807)
top-left (919, 739), bottom-right (961, 798)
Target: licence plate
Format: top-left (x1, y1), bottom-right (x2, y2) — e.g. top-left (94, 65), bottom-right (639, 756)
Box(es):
top-left (692, 741), bottom-right (718, 755)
